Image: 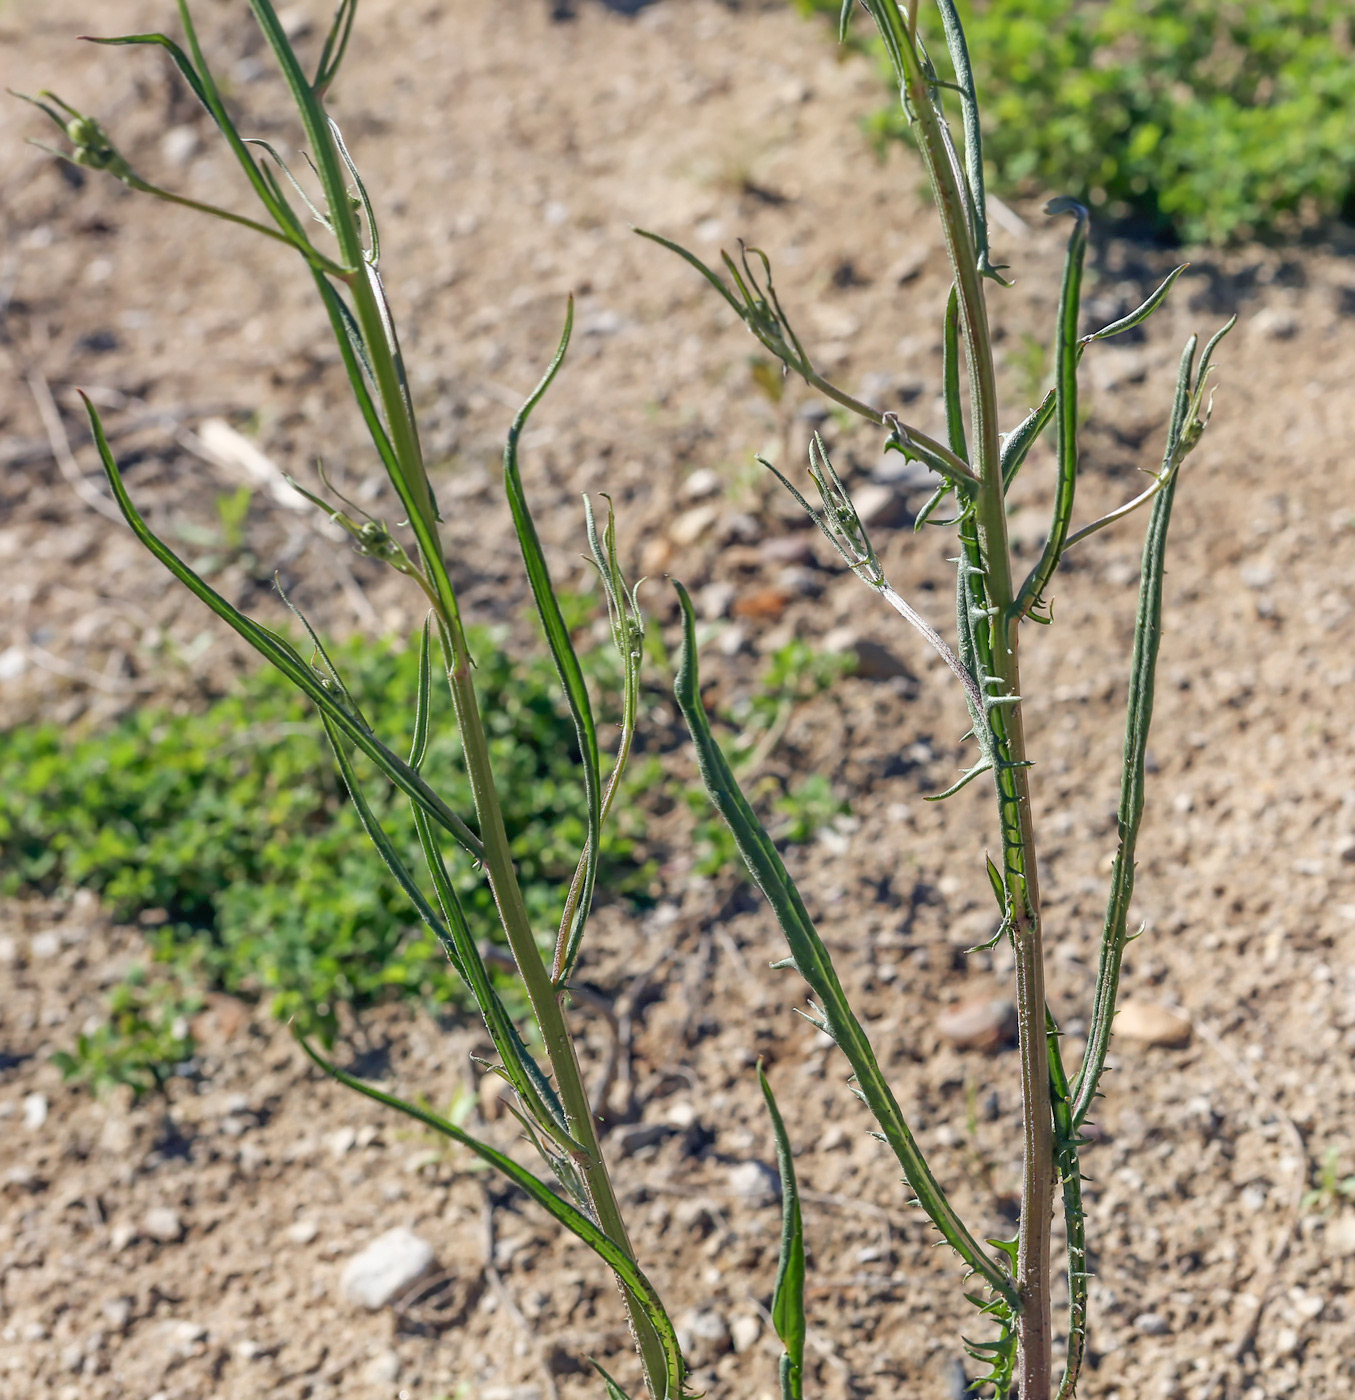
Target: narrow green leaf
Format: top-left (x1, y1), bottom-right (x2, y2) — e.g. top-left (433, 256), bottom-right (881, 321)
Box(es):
top-left (1071, 339), bottom-right (1196, 1130)
top-left (1014, 199), bottom-right (1088, 620)
top-left (934, 0), bottom-right (996, 279)
top-left (313, 0), bottom-right (358, 96)
top-left (409, 617), bottom-right (433, 770)
top-left (673, 583), bottom-right (1017, 1308)
top-left (299, 1038), bottom-right (688, 1400)
top-left (82, 394), bottom-right (481, 859)
top-left (942, 282), bottom-right (969, 463)
top-left (759, 1065), bottom-right (805, 1400)
top-left (999, 389), bottom-right (1055, 492)
top-left (501, 300), bottom-right (602, 978)
top-left (1080, 264), bottom-right (1188, 348)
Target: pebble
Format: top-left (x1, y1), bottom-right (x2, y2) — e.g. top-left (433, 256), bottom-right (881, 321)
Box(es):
top-left (616, 1123), bottom-right (672, 1157)
top-left (684, 467), bottom-right (724, 500)
top-left (327, 1125), bottom-right (358, 1158)
top-left (363, 1349), bottom-right (402, 1385)
top-left (1133, 1311), bottom-right (1169, 1335)
top-left (160, 1320), bottom-right (207, 1359)
top-left (732, 587), bottom-right (793, 621)
top-left (23, 1093), bottom-right (48, 1130)
top-left (730, 1314), bottom-right (762, 1353)
top-left (726, 1159), bottom-right (780, 1207)
top-left (340, 1227), bottom-right (436, 1309)
top-left (936, 996), bottom-right (1017, 1050)
top-left (696, 580), bottom-right (736, 621)
top-left (669, 503), bottom-right (722, 546)
top-left (822, 627), bottom-right (911, 682)
top-left (101, 1298), bottom-right (132, 1331)
top-left (1250, 306), bottom-right (1297, 340)
top-left (850, 482), bottom-right (911, 529)
top-left (144, 1207), bottom-right (183, 1243)
top-left (286, 1218), bottom-right (319, 1245)
top-left (759, 535), bottom-right (816, 566)
top-left (160, 125), bottom-right (200, 168)
top-left (676, 1307), bottom-right (731, 1365)
top-left (30, 931), bottom-right (62, 959)
top-left (1114, 1000), bottom-right (1192, 1047)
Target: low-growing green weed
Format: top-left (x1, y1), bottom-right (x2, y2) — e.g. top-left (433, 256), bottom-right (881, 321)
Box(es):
top-left (1, 628), bottom-right (652, 1038)
top-left (800, 0), bottom-right (1355, 243)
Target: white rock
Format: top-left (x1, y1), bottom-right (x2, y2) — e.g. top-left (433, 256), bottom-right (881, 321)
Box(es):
top-left (363, 1348), bottom-right (402, 1385)
top-left (160, 126), bottom-right (200, 168)
top-left (101, 1298), bottom-right (132, 1330)
top-left (730, 1313), bottom-right (762, 1353)
top-left (669, 503), bottom-right (721, 546)
top-left (22, 1093), bottom-right (47, 1130)
top-left (144, 1207), bottom-right (183, 1243)
top-left (684, 468), bottom-right (723, 500)
top-left (1133, 1311), bottom-right (1169, 1335)
top-left (328, 1125), bottom-right (358, 1158)
top-left (0, 936), bottom-right (18, 966)
top-left (340, 1227), bottom-right (436, 1309)
top-left (0, 645), bottom-right (26, 681)
top-left (676, 1307), bottom-right (731, 1364)
top-left (31, 930), bottom-right (61, 959)
top-left (727, 1159), bottom-right (779, 1208)
top-left (286, 1218), bottom-right (319, 1246)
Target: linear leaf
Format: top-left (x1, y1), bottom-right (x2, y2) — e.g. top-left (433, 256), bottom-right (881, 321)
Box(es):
top-left (1071, 336), bottom-right (1196, 1128)
top-left (501, 300), bottom-right (602, 979)
top-left (1014, 199), bottom-right (1088, 620)
top-left (673, 583), bottom-right (1016, 1308)
top-left (759, 1066), bottom-right (805, 1400)
top-left (1080, 264), bottom-right (1188, 348)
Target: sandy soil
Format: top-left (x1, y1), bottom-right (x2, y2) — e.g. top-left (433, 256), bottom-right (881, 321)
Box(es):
top-left (3, 2), bottom-right (1355, 1398)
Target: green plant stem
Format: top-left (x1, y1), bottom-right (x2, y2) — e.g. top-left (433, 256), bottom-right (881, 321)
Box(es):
top-left (866, 3), bottom-right (1053, 1391)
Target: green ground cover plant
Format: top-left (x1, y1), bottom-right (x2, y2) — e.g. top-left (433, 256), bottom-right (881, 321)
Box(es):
top-left (799, 0), bottom-right (1355, 243)
top-left (23, 1), bottom-right (1234, 1396)
top-left (0, 629), bottom-right (651, 1038)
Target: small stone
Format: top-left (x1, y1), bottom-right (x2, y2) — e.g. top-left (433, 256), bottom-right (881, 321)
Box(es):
top-left (1292, 1291), bottom-right (1324, 1321)
top-left (677, 1308), bottom-right (731, 1366)
top-left (684, 468), bottom-right (723, 500)
top-left (936, 996), bottom-right (1017, 1050)
top-left (163, 1320), bottom-right (206, 1359)
top-left (363, 1349), bottom-right (402, 1385)
top-left (328, 1125), bottom-right (358, 1157)
top-left (30, 931), bottom-right (61, 959)
top-left (109, 1221), bottom-right (138, 1252)
top-left (286, 1218), bottom-right (319, 1246)
top-left (144, 1207), bottom-right (183, 1243)
top-left (665, 1101), bottom-right (698, 1130)
top-left (0, 646), bottom-right (27, 682)
top-left (160, 126), bottom-right (199, 168)
top-left (1134, 1311), bottom-right (1169, 1335)
top-left (850, 482), bottom-right (911, 529)
top-left (101, 1298), bottom-right (132, 1331)
top-left (5, 1165), bottom-right (37, 1190)
top-left (732, 587), bottom-right (794, 621)
top-left (669, 504), bottom-right (721, 546)
top-left (617, 1123), bottom-right (672, 1157)
top-left (697, 580), bottom-right (736, 621)
top-left (818, 1124), bottom-right (849, 1152)
top-left (23, 1093), bottom-right (48, 1130)
top-left (730, 1313), bottom-right (762, 1353)
top-left (727, 1159), bottom-right (779, 1207)
top-left (1250, 306), bottom-right (1297, 340)
top-left (1273, 1326), bottom-right (1300, 1357)
top-left (717, 624), bottom-right (748, 657)
top-left (340, 1227), bottom-right (436, 1309)
top-left (872, 454), bottom-right (935, 489)
top-left (1114, 1000), bottom-right (1191, 1047)
top-left (0, 935), bottom-right (19, 966)
top-left (759, 535), bottom-right (816, 566)
top-left (480, 1074), bottom-right (512, 1121)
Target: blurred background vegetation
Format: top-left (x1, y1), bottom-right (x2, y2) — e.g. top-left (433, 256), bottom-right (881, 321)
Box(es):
top-left (799, 0), bottom-right (1355, 244)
